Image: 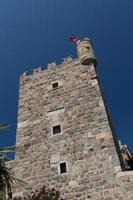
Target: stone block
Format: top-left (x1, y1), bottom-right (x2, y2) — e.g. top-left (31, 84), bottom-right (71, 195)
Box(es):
top-left (50, 154), bottom-right (60, 164)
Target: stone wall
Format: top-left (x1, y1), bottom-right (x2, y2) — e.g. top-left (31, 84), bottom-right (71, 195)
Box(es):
top-left (7, 39), bottom-right (133, 199)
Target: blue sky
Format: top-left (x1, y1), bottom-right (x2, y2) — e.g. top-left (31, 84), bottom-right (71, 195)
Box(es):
top-left (0, 0), bottom-right (133, 158)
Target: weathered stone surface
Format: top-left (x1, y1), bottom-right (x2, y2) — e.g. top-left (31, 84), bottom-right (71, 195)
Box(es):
top-left (50, 154), bottom-right (60, 164)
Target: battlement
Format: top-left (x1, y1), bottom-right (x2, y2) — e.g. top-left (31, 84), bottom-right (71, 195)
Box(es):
top-left (20, 37), bottom-right (97, 84)
top-left (20, 56), bottom-right (78, 83)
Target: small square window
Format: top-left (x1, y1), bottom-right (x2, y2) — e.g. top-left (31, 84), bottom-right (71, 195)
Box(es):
top-left (52, 82), bottom-right (58, 89)
top-left (53, 125), bottom-right (61, 135)
top-left (60, 162), bottom-right (67, 174)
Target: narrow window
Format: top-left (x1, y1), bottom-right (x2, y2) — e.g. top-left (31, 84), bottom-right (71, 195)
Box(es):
top-left (52, 82), bottom-right (58, 89)
top-left (60, 162), bottom-right (67, 174)
top-left (86, 46), bottom-right (90, 50)
top-left (53, 125), bottom-right (61, 135)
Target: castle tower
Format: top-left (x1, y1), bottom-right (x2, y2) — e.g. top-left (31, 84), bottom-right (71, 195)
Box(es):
top-left (9, 38), bottom-right (133, 200)
top-left (76, 38), bottom-right (96, 65)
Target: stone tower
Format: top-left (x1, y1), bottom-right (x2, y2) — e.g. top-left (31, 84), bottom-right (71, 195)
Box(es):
top-left (9, 38), bottom-right (133, 200)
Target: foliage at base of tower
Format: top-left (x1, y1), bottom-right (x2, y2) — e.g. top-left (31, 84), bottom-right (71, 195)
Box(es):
top-left (12, 186), bottom-right (64, 200)
top-left (0, 123), bottom-right (18, 200)
top-left (0, 156), bottom-right (16, 200)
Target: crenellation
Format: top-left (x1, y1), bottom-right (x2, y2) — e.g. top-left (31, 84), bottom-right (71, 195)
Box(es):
top-left (32, 67), bottom-right (43, 74)
top-left (20, 73), bottom-right (31, 84)
top-left (48, 62), bottom-right (57, 70)
top-left (62, 56), bottom-right (73, 64)
top-left (20, 58), bottom-right (79, 83)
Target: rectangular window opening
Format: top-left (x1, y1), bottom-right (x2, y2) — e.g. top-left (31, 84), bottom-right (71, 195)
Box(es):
top-left (52, 82), bottom-right (58, 89)
top-left (60, 162), bottom-right (67, 174)
top-left (53, 125), bottom-right (61, 135)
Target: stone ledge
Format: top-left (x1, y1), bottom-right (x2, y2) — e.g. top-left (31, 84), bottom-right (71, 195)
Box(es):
top-left (116, 171), bottom-right (133, 178)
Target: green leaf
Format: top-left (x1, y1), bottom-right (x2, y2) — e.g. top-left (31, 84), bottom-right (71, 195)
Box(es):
top-left (0, 150), bottom-right (16, 153)
top-left (0, 123), bottom-right (10, 131)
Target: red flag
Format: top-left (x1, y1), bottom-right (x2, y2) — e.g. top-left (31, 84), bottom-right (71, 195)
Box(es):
top-left (69, 37), bottom-right (78, 43)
